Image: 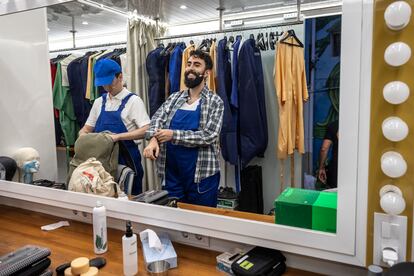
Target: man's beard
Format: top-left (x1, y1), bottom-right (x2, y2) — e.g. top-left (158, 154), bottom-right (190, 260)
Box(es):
top-left (184, 70), bottom-right (205, 88)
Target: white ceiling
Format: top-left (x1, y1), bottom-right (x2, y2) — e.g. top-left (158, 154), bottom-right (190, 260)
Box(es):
top-left (47, 0), bottom-right (340, 43)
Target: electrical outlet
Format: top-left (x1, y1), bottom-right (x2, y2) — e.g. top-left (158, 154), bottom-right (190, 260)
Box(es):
top-left (373, 212), bottom-right (407, 266)
top-left (176, 231), bottom-right (210, 248)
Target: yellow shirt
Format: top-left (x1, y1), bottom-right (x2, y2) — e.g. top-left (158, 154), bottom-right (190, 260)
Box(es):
top-left (180, 44), bottom-right (196, 91)
top-left (274, 37), bottom-right (309, 159)
top-left (85, 52), bottom-right (102, 100)
top-left (207, 41), bottom-right (217, 92)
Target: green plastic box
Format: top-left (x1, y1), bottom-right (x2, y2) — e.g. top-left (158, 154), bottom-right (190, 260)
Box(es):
top-left (274, 188), bottom-right (320, 229)
top-left (312, 191), bottom-right (337, 233)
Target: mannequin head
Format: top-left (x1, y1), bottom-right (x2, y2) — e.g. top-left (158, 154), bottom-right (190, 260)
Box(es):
top-left (0, 156), bottom-right (17, 181)
top-left (13, 147), bottom-right (40, 183)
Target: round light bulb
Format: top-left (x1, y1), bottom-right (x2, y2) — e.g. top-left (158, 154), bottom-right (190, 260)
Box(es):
top-left (382, 116), bottom-right (409, 142)
top-left (384, 1), bottom-right (412, 30)
top-left (379, 185), bottom-right (406, 215)
top-left (383, 81), bottom-right (410, 104)
top-left (381, 151), bottom-right (407, 178)
top-left (384, 42), bottom-right (411, 67)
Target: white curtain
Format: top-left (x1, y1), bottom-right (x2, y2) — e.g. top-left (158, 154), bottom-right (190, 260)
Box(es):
top-left (127, 18), bottom-right (165, 192)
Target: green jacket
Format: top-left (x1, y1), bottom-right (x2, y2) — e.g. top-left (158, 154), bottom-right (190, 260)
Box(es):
top-left (68, 133), bottom-right (119, 184)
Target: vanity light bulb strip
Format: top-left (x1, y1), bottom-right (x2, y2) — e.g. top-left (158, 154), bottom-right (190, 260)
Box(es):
top-left (380, 1), bottom-right (412, 181)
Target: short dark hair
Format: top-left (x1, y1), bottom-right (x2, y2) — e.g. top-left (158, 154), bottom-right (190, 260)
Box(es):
top-left (115, 72), bottom-right (122, 78)
top-left (188, 50), bottom-right (213, 70)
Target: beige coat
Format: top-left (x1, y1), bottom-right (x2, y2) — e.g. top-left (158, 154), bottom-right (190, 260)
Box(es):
top-left (274, 36), bottom-right (309, 159)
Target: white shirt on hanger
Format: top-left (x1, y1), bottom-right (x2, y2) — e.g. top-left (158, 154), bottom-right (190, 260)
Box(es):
top-left (85, 88), bottom-right (150, 133)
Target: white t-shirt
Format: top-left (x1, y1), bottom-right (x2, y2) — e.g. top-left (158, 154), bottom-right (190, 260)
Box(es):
top-left (179, 99), bottom-right (200, 111)
top-left (86, 88), bottom-right (150, 132)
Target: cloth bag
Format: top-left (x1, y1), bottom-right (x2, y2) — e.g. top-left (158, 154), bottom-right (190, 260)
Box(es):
top-left (69, 157), bottom-right (120, 197)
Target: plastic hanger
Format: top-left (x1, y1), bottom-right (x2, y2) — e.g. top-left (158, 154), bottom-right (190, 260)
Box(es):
top-left (280, 29), bottom-right (304, 47)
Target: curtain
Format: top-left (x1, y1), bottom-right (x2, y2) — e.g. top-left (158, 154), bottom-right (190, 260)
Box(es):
top-left (127, 18), bottom-right (165, 192)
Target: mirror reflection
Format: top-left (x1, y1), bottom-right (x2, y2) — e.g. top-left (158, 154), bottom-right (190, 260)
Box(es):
top-left (1, 0), bottom-right (342, 233)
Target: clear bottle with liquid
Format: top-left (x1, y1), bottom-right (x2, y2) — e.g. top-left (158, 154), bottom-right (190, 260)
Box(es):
top-left (122, 221), bottom-right (138, 276)
top-left (93, 201), bottom-right (108, 254)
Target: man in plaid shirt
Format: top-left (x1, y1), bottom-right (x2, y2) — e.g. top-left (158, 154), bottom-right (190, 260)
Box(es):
top-left (144, 50), bottom-right (224, 207)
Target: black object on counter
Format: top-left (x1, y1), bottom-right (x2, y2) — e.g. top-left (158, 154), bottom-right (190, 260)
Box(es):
top-left (90, 257), bottom-right (106, 269)
top-left (384, 262), bottom-right (414, 276)
top-left (231, 246), bottom-right (286, 276)
top-left (14, 258), bottom-right (51, 276)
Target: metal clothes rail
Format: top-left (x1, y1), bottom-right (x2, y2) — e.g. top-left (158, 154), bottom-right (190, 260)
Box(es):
top-left (154, 20), bottom-right (303, 41)
top-left (49, 41), bottom-right (126, 53)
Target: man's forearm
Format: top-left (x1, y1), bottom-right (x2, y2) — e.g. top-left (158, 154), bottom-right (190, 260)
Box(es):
top-left (319, 150), bottom-right (328, 169)
top-left (79, 125), bottom-right (94, 136)
top-left (117, 125), bottom-right (149, 141)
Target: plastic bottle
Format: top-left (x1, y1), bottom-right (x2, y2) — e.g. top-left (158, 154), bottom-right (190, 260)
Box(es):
top-left (118, 191), bottom-right (129, 201)
top-left (122, 221), bottom-right (138, 276)
top-left (93, 201), bottom-right (108, 254)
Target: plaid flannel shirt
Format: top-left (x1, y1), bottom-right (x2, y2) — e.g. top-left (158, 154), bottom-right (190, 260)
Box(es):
top-left (145, 86), bottom-right (224, 183)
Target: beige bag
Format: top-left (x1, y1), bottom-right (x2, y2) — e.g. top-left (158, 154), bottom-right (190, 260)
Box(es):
top-left (68, 157), bottom-right (120, 197)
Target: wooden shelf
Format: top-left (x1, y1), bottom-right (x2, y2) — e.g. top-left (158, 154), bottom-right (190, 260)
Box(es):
top-left (177, 202), bottom-right (275, 224)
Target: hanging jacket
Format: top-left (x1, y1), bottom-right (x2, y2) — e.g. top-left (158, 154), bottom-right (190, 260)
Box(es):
top-left (217, 38), bottom-right (238, 165)
top-left (238, 38), bottom-right (268, 167)
top-left (274, 37), bottom-right (309, 159)
top-left (146, 46), bottom-right (168, 116)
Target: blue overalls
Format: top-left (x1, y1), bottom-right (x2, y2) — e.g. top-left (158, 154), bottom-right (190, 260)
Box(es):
top-left (95, 93), bottom-right (143, 195)
top-left (165, 101), bottom-right (220, 207)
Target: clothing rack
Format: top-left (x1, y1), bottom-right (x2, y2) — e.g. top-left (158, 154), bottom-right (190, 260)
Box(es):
top-left (49, 41), bottom-right (127, 53)
top-left (154, 20), bottom-right (303, 41)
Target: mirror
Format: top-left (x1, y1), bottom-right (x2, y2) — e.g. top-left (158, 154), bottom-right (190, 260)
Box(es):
top-left (3, 0), bottom-right (342, 232)
top-left (0, 0), bottom-right (370, 265)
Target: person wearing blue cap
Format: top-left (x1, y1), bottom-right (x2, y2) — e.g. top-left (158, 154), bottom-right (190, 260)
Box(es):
top-left (79, 59), bottom-right (150, 195)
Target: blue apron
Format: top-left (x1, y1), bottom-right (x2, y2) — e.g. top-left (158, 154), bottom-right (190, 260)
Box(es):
top-left (165, 101), bottom-right (220, 207)
top-left (95, 93), bottom-right (143, 195)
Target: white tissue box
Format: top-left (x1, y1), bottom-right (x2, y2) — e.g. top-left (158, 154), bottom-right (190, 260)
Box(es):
top-left (140, 232), bottom-right (177, 268)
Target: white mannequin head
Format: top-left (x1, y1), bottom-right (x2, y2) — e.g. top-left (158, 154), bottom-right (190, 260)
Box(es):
top-left (13, 147), bottom-right (40, 183)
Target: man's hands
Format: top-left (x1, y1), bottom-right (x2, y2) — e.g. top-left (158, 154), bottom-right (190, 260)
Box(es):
top-left (154, 129), bottom-right (174, 143)
top-left (318, 167), bottom-right (327, 184)
top-left (143, 129), bottom-right (175, 160)
top-left (143, 137), bottom-right (160, 160)
top-left (143, 130), bottom-right (174, 160)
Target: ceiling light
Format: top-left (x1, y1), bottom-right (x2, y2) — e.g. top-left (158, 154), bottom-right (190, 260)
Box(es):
top-left (180, 5), bottom-right (187, 9)
top-left (47, 28), bottom-right (50, 31)
top-left (82, 21), bottom-right (88, 25)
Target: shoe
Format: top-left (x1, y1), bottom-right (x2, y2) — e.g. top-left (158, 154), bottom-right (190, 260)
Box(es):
top-left (218, 187), bottom-right (237, 199)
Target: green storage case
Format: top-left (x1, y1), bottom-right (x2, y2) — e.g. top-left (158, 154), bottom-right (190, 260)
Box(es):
top-left (274, 188), bottom-right (319, 229)
top-left (312, 191), bottom-right (337, 233)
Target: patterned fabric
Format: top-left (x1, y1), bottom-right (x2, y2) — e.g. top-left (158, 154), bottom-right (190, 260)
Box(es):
top-left (146, 86), bottom-right (224, 183)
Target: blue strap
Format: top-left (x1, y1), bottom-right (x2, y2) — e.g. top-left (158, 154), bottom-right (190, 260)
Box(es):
top-left (118, 93), bottom-right (135, 112)
top-left (101, 93), bottom-right (108, 111)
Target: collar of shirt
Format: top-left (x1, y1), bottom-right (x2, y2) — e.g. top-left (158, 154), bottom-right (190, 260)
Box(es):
top-left (108, 88), bottom-right (129, 101)
top-left (181, 85), bottom-right (209, 101)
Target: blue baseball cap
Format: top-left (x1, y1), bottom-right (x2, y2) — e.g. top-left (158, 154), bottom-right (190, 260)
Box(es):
top-left (94, 59), bottom-right (122, 86)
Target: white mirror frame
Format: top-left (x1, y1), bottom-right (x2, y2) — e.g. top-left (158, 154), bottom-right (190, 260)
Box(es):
top-left (0, 0), bottom-right (373, 266)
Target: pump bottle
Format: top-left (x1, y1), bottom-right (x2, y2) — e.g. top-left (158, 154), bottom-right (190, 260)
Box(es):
top-left (122, 221), bottom-right (138, 276)
top-left (93, 201), bottom-right (108, 254)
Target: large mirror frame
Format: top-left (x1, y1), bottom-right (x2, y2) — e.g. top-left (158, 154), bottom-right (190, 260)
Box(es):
top-left (0, 0), bottom-right (373, 266)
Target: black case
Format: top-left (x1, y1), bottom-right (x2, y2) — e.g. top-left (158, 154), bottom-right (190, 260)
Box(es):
top-left (231, 247), bottom-right (286, 276)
